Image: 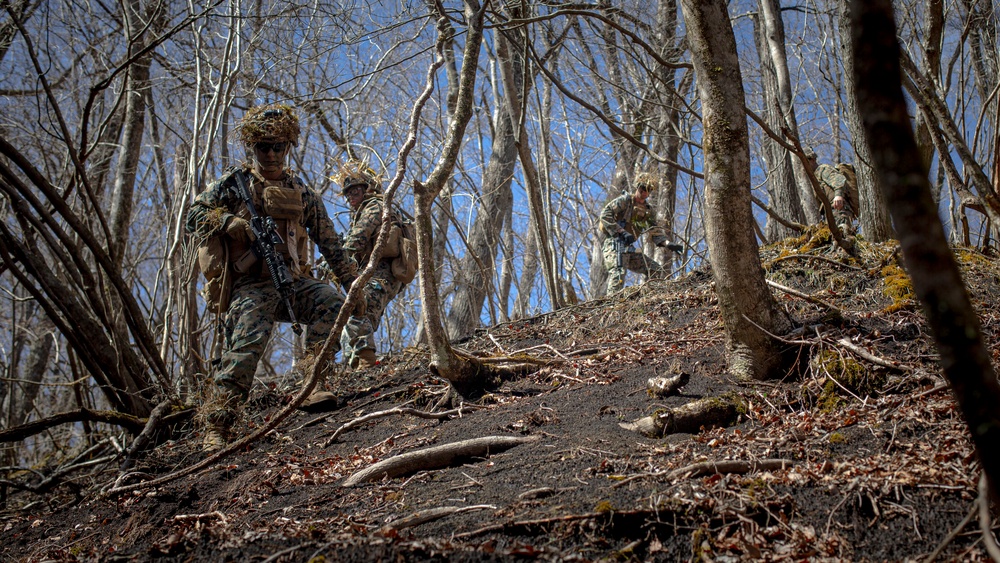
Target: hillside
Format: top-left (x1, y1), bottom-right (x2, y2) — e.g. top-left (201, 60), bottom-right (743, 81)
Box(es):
top-left (3, 228), bottom-right (997, 562)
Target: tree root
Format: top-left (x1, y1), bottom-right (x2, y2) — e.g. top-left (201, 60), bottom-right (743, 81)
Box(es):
top-left (342, 435), bottom-right (539, 487)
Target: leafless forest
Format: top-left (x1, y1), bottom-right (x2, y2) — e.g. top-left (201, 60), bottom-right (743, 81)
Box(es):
top-left (2, 0), bottom-right (1000, 554)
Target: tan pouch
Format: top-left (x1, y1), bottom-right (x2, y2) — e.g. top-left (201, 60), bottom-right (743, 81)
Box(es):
top-left (262, 185), bottom-right (303, 220)
top-left (197, 236), bottom-right (233, 312)
top-left (390, 235), bottom-right (418, 284)
top-left (382, 224), bottom-right (403, 259)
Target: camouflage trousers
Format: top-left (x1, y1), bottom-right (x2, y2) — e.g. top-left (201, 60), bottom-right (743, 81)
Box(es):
top-left (215, 276), bottom-right (345, 398)
top-left (340, 261), bottom-right (404, 365)
top-left (602, 237), bottom-right (666, 294)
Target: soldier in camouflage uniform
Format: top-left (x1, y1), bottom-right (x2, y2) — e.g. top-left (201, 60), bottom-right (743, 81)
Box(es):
top-left (599, 172), bottom-right (682, 294)
top-left (806, 150), bottom-right (858, 237)
top-left (335, 161), bottom-right (406, 370)
top-left (186, 104), bottom-right (358, 449)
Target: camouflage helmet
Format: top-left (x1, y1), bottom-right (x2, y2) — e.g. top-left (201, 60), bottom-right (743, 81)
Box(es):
top-left (236, 103), bottom-right (301, 146)
top-left (633, 172), bottom-right (659, 193)
top-left (333, 159), bottom-right (382, 195)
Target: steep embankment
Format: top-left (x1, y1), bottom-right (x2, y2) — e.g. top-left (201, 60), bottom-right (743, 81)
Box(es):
top-left (4, 228), bottom-right (996, 561)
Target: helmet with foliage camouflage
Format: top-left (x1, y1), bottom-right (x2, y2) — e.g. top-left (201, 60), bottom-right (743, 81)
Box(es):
top-left (333, 159), bottom-right (382, 195)
top-left (633, 172), bottom-right (659, 193)
top-left (236, 103), bottom-right (301, 146)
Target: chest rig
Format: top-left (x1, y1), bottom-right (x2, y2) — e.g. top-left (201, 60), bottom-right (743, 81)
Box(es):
top-left (233, 171), bottom-right (312, 278)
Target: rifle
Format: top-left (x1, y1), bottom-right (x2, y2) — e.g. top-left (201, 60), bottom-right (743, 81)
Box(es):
top-left (228, 168), bottom-right (302, 335)
top-left (613, 232), bottom-right (633, 270)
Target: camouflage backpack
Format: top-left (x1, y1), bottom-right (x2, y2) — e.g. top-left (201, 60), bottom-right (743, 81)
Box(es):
top-left (837, 163), bottom-right (860, 215)
top-left (383, 208), bottom-right (418, 284)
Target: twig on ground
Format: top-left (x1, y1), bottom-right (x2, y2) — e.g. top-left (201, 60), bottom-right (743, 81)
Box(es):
top-left (452, 512), bottom-right (601, 540)
top-left (321, 405), bottom-right (478, 447)
top-left (836, 337), bottom-right (913, 372)
top-left (261, 543), bottom-right (307, 563)
top-left (766, 253), bottom-right (864, 271)
top-left (293, 394), bottom-right (414, 432)
top-left (379, 504), bottom-right (496, 533)
top-left (825, 492), bottom-right (852, 537)
top-left (487, 333), bottom-right (507, 354)
top-left (611, 458), bottom-right (794, 488)
top-left (766, 279), bottom-right (841, 313)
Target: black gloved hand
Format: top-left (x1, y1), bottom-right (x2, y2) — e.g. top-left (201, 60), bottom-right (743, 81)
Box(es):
top-left (666, 242), bottom-right (684, 252)
top-left (618, 232), bottom-right (636, 246)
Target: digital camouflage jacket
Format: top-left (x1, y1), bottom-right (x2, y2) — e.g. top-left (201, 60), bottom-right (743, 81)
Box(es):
top-left (599, 192), bottom-right (658, 239)
top-left (815, 164), bottom-right (848, 199)
top-left (344, 193), bottom-right (395, 270)
top-left (186, 165), bottom-right (357, 282)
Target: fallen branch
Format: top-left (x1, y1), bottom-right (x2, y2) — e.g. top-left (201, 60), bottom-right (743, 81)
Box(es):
top-left (0, 408), bottom-right (145, 442)
top-left (321, 406), bottom-right (478, 447)
top-left (612, 458), bottom-right (794, 488)
top-left (666, 458), bottom-right (794, 480)
top-left (379, 504), bottom-right (495, 533)
top-left (766, 253), bottom-right (864, 271)
top-left (619, 395), bottom-right (742, 438)
top-left (120, 400), bottom-right (175, 471)
top-left (452, 512), bottom-right (602, 540)
top-left (766, 279), bottom-right (841, 313)
top-left (342, 435), bottom-right (538, 487)
top-left (836, 337), bottom-right (913, 372)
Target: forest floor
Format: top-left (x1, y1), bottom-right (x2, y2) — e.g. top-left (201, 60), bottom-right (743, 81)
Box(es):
top-left (3, 226), bottom-right (999, 562)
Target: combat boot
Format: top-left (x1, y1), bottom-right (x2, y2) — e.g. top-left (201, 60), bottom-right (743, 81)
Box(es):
top-left (202, 407), bottom-right (235, 452)
top-left (349, 348), bottom-right (378, 370)
top-left (200, 381), bottom-right (244, 452)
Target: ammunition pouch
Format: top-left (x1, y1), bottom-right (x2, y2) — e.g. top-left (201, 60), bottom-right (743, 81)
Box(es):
top-left (262, 185), bottom-right (303, 221)
top-left (197, 235), bottom-right (234, 313)
top-left (390, 221), bottom-right (418, 284)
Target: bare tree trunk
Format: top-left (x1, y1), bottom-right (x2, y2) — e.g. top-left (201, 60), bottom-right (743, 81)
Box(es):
top-left (496, 16), bottom-right (563, 312)
top-left (108, 0), bottom-right (153, 266)
top-left (913, 0), bottom-right (943, 190)
top-left (760, 0), bottom-right (814, 225)
top-left (851, 0), bottom-right (1000, 501)
top-left (961, 0), bottom-right (998, 103)
top-left (443, 69), bottom-right (516, 341)
top-left (514, 225), bottom-right (539, 319)
top-left (900, 51), bottom-right (1000, 227)
top-left (9, 319), bottom-right (54, 429)
top-left (838, 0), bottom-right (894, 242)
top-left (680, 0), bottom-right (791, 380)
top-left (414, 0), bottom-right (491, 396)
top-left (753, 4), bottom-right (805, 239)
top-left (650, 0), bottom-right (685, 268)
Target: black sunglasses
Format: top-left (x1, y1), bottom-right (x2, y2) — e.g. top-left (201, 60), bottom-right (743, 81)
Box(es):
top-left (254, 141), bottom-right (288, 154)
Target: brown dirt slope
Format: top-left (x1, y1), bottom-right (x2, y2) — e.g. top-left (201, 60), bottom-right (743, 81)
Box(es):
top-left (3, 228), bottom-right (997, 562)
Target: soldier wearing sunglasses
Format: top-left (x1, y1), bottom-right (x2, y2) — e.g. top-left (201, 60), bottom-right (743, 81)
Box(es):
top-left (186, 103), bottom-right (358, 450)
